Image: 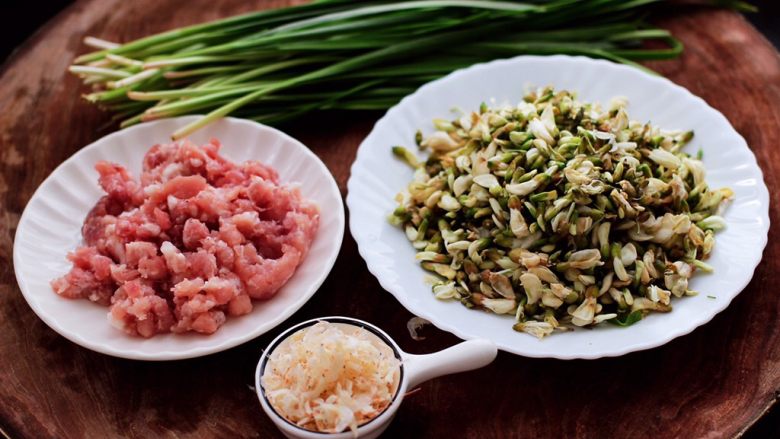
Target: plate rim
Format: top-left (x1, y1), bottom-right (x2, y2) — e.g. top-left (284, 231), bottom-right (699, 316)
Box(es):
top-left (13, 116), bottom-right (345, 361)
top-left (346, 54), bottom-right (770, 359)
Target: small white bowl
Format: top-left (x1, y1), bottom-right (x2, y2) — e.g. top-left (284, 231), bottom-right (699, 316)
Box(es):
top-left (255, 316), bottom-right (497, 439)
top-left (14, 116), bottom-right (345, 361)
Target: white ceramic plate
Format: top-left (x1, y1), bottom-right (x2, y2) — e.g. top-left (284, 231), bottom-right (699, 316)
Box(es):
top-left (14, 116), bottom-right (344, 361)
top-left (347, 55), bottom-right (770, 359)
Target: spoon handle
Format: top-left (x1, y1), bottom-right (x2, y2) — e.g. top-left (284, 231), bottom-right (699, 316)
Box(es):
top-left (404, 339), bottom-right (497, 388)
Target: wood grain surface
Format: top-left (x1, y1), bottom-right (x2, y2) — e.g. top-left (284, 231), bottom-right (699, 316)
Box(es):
top-left (1, 1), bottom-right (778, 438)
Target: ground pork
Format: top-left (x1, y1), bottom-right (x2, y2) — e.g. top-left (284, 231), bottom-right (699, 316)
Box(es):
top-left (51, 139), bottom-right (319, 337)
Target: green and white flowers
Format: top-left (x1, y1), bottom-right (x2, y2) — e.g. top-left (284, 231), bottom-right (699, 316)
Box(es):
top-left (390, 87), bottom-right (732, 338)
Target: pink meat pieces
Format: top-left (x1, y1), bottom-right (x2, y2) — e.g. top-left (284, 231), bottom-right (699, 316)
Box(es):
top-left (50, 139), bottom-right (319, 337)
top-left (51, 247), bottom-right (114, 305)
top-left (94, 161), bottom-right (143, 206)
top-left (109, 280), bottom-right (175, 338)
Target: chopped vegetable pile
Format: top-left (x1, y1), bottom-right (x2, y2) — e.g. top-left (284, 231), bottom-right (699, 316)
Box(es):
top-left (390, 87), bottom-right (732, 338)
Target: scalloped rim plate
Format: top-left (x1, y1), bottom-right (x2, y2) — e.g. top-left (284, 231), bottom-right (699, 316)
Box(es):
top-left (14, 116), bottom-right (344, 361)
top-left (346, 55), bottom-right (769, 359)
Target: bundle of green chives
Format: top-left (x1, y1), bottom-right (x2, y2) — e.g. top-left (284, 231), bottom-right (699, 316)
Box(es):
top-left (68, 0), bottom-right (754, 139)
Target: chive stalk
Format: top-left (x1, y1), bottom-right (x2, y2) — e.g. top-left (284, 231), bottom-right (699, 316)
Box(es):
top-left (69, 0), bottom-right (753, 137)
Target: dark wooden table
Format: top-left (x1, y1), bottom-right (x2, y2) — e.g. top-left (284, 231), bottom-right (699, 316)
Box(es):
top-left (1, 1), bottom-right (778, 438)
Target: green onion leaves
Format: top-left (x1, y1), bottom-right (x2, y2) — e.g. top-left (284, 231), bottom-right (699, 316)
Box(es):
top-left (68, 0), bottom-right (749, 137)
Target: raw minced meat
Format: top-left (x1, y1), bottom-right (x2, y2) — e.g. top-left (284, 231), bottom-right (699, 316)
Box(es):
top-left (50, 139), bottom-right (319, 337)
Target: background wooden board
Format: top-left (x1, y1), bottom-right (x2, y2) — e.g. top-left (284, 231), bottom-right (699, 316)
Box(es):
top-left (1, 1), bottom-right (778, 437)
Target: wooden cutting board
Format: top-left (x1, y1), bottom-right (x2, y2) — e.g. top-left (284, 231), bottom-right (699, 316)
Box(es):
top-left (1, 1), bottom-right (778, 437)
